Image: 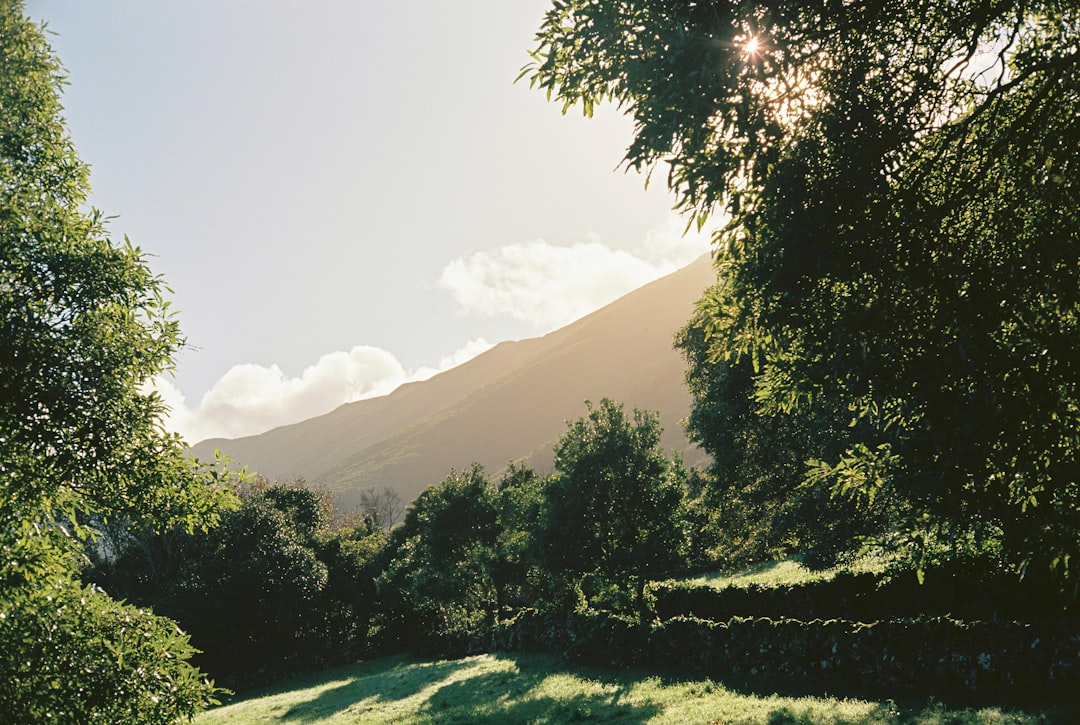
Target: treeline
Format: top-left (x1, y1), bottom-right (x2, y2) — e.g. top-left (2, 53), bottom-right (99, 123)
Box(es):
top-left (82, 398), bottom-right (1072, 694)
top-left (85, 399), bottom-right (692, 689)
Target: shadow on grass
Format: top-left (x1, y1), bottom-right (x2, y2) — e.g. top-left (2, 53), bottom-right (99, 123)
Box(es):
top-left (278, 656), bottom-right (469, 722)
top-left (277, 653), bottom-right (660, 724)
top-left (233, 651), bottom-right (1068, 725)
top-left (417, 661), bottom-right (661, 724)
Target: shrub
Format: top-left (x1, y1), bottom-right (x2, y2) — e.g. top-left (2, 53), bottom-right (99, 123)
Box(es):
top-left (0, 575), bottom-right (219, 725)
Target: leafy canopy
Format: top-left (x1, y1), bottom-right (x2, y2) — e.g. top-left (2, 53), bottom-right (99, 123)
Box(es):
top-left (1, 1), bottom-right (235, 719)
top-left (537, 399), bottom-right (687, 615)
top-left (526, 1), bottom-right (1080, 589)
top-left (0, 0), bottom-right (233, 534)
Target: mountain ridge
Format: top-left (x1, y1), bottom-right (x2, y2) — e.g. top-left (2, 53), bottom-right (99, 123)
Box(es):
top-left (191, 255), bottom-right (716, 506)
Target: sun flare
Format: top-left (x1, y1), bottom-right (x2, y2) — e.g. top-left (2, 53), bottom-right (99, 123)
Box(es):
top-left (743, 35), bottom-right (760, 56)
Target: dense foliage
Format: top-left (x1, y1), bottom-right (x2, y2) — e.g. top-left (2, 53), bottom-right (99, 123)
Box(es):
top-left (1, 2), bottom-right (232, 720)
top-left (676, 315), bottom-right (891, 569)
top-left (536, 399), bottom-right (688, 615)
top-left (1, 567), bottom-right (211, 725)
top-left (525, 0), bottom-right (1080, 591)
top-left (89, 482), bottom-right (387, 690)
top-left (377, 464), bottom-right (501, 654)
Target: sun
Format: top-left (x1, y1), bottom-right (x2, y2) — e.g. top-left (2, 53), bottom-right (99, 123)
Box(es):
top-left (742, 35), bottom-right (760, 58)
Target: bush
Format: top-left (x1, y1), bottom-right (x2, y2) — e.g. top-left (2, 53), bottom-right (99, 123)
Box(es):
top-left (0, 576), bottom-right (220, 725)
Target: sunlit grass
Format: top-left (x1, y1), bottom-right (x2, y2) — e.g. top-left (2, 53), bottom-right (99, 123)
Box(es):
top-left (677, 552), bottom-right (897, 590)
top-left (193, 651), bottom-right (1054, 724)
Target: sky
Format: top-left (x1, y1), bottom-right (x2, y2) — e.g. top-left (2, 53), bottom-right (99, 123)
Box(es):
top-left (25, 1), bottom-right (712, 443)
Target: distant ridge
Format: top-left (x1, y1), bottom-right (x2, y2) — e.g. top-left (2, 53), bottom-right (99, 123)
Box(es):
top-left (191, 255), bottom-right (716, 508)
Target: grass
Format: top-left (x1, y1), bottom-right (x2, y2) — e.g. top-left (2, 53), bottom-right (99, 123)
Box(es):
top-left (193, 651), bottom-right (1058, 724)
top-left (676, 552), bottom-right (897, 590)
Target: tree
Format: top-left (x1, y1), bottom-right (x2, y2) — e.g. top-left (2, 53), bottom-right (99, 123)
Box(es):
top-left (676, 299), bottom-right (893, 569)
top-left (526, 1), bottom-right (1080, 594)
top-left (359, 485), bottom-right (405, 530)
top-left (1, 3), bottom-right (233, 719)
top-left (314, 514), bottom-right (387, 661)
top-left (376, 464), bottom-right (499, 654)
top-left (0, 567), bottom-right (215, 725)
top-left (492, 463), bottom-right (549, 612)
top-left (178, 492), bottom-right (329, 686)
top-left (86, 482), bottom-right (388, 690)
top-left (536, 399), bottom-right (687, 617)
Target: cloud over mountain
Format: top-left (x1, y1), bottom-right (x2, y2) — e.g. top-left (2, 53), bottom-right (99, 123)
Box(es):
top-left (159, 340), bottom-right (491, 443)
top-left (438, 217), bottom-right (711, 329)
top-left (189, 255), bottom-right (716, 507)
top-left (162, 220), bottom-right (712, 444)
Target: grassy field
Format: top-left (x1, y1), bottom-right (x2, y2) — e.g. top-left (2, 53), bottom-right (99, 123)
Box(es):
top-left (676, 553), bottom-right (897, 590)
top-left (193, 651), bottom-right (1057, 724)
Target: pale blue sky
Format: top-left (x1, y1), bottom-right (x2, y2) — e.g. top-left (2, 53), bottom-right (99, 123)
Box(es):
top-left (25, 1), bottom-right (710, 441)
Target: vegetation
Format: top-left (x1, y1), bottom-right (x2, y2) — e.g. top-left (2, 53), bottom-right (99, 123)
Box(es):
top-left (676, 322), bottom-right (891, 569)
top-left (1, 1), bottom-right (232, 721)
top-left (675, 554), bottom-right (892, 591)
top-left (8, 0), bottom-right (1079, 719)
top-left (535, 399), bottom-right (688, 617)
top-left (377, 464), bottom-right (500, 655)
top-left (88, 480), bottom-right (388, 690)
top-left (524, 0), bottom-right (1080, 593)
top-left (192, 651), bottom-right (1057, 725)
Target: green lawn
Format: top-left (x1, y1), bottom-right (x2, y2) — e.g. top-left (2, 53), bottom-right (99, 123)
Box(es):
top-left (193, 651), bottom-right (1055, 724)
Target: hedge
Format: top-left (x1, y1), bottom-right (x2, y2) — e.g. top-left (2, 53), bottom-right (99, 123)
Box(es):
top-left (493, 609), bottom-right (1079, 705)
top-left (653, 563), bottom-right (1069, 623)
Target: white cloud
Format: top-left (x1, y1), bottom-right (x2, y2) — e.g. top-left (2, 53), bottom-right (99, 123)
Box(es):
top-left (636, 214), bottom-right (716, 267)
top-left (438, 214), bottom-right (712, 330)
top-left (409, 337), bottom-right (495, 382)
top-left (158, 339), bottom-right (493, 443)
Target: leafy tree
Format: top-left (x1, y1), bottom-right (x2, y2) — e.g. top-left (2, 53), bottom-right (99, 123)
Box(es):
top-left (259, 480), bottom-right (333, 539)
top-left (0, 561), bottom-right (215, 725)
top-left (676, 302), bottom-right (892, 569)
top-left (377, 464), bottom-right (499, 654)
top-left (536, 399), bottom-right (687, 617)
top-left (1, 2), bottom-right (233, 719)
top-left (314, 514), bottom-right (387, 661)
top-left (492, 463), bottom-right (549, 612)
top-left (0, 3), bottom-right (228, 531)
top-left (527, 1), bottom-right (1080, 594)
top-left (87, 482), bottom-right (387, 689)
top-left (181, 492), bottom-right (329, 684)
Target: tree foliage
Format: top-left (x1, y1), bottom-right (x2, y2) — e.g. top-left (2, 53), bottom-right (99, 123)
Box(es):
top-left (0, 2), bottom-right (230, 532)
top-left (377, 464), bottom-right (500, 653)
top-left (536, 399), bottom-right (687, 616)
top-left (1, 3), bottom-right (234, 717)
top-left (527, 0), bottom-right (1080, 591)
top-left (87, 482), bottom-right (387, 690)
top-left (492, 463), bottom-right (550, 613)
top-left (676, 302), bottom-right (893, 569)
top-left (0, 574), bottom-right (216, 725)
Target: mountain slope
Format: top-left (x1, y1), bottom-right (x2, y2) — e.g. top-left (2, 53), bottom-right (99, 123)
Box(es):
top-left (191, 256), bottom-right (716, 507)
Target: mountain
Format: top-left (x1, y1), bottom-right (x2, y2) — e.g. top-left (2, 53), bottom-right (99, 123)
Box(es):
top-left (191, 255), bottom-right (716, 509)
